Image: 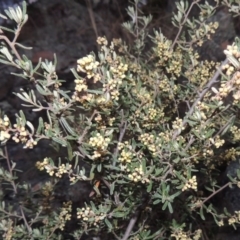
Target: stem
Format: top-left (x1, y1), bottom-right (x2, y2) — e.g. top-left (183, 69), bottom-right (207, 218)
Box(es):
top-left (200, 182), bottom-right (230, 206)
top-left (77, 110), bottom-right (98, 145)
top-left (122, 212), bottom-right (139, 240)
top-left (113, 110), bottom-right (127, 167)
top-left (85, 0), bottom-right (98, 39)
top-left (173, 58), bottom-right (229, 140)
top-left (0, 34), bottom-right (21, 61)
top-left (171, 0), bottom-right (200, 50)
top-left (4, 146), bottom-right (17, 194)
top-left (20, 205), bottom-right (32, 234)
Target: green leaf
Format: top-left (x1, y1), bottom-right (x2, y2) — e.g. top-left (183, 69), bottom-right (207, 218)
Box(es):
top-left (78, 146), bottom-right (89, 157)
top-left (73, 155), bottom-right (79, 169)
top-left (147, 180), bottom-right (152, 193)
top-left (67, 142), bottom-right (73, 161)
top-left (33, 58), bottom-right (42, 73)
top-left (36, 84), bottom-right (52, 96)
top-left (58, 89), bottom-right (71, 100)
top-left (0, 13), bottom-right (7, 20)
top-left (93, 184), bottom-right (101, 196)
top-left (71, 68), bottom-right (81, 79)
top-left (97, 164), bottom-right (102, 172)
top-left (87, 89), bottom-right (103, 94)
top-left (153, 199), bottom-right (161, 205)
top-left (162, 201), bottom-right (168, 211)
top-left (155, 168), bottom-right (163, 176)
top-left (22, 1), bottom-right (27, 17)
top-left (0, 148), bottom-right (4, 157)
top-left (205, 186), bottom-right (214, 192)
top-left (1, 201), bottom-right (5, 209)
top-left (11, 72), bottom-right (28, 79)
top-left (199, 207), bottom-right (205, 220)
top-left (52, 137), bottom-right (67, 147)
top-left (112, 212), bottom-right (126, 218)
top-left (60, 117), bottom-right (76, 136)
top-left (46, 110), bottom-right (52, 127)
top-left (115, 179), bottom-right (127, 184)
top-left (19, 110), bottom-right (26, 123)
top-left (170, 191), bottom-right (181, 199)
top-left (109, 181), bottom-right (115, 195)
top-left (26, 121), bottom-right (34, 134)
top-left (0, 26), bottom-right (15, 33)
top-left (15, 93), bottom-right (29, 102)
top-left (104, 218), bottom-right (113, 230)
top-left (168, 202), bottom-right (173, 213)
top-left (15, 42), bottom-right (32, 50)
top-left (221, 116), bottom-right (235, 136)
top-left (53, 53), bottom-right (57, 68)
top-left (173, 156), bottom-right (180, 163)
top-left (36, 117), bottom-right (44, 135)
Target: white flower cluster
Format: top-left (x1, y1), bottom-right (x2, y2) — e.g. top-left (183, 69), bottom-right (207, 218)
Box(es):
top-left (77, 206), bottom-right (106, 227)
top-left (182, 176), bottom-right (197, 191)
top-left (89, 133), bottom-right (111, 159)
top-left (77, 55), bottom-right (99, 79)
top-left (0, 115), bottom-right (10, 141)
top-left (128, 166), bottom-right (150, 184)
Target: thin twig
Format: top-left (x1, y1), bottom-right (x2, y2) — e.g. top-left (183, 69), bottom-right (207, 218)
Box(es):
top-left (122, 212), bottom-right (139, 240)
top-left (4, 146), bottom-right (17, 194)
top-left (20, 205), bottom-right (32, 234)
top-left (0, 208), bottom-right (22, 218)
top-left (173, 58), bottom-right (229, 140)
top-left (171, 0), bottom-right (201, 50)
top-left (12, 25), bottom-right (21, 45)
top-left (112, 230), bottom-right (121, 240)
top-left (200, 182), bottom-right (231, 207)
top-left (113, 110), bottom-right (127, 167)
top-left (213, 115), bottom-right (235, 138)
top-left (0, 34), bottom-right (21, 61)
top-left (78, 110), bottom-right (98, 145)
top-left (85, 0), bottom-right (98, 40)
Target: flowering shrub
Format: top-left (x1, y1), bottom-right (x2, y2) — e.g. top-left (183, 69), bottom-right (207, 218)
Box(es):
top-left (1, 0), bottom-right (240, 239)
